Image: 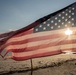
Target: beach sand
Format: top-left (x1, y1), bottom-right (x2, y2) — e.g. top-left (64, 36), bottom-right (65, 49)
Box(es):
top-left (0, 54), bottom-right (76, 75)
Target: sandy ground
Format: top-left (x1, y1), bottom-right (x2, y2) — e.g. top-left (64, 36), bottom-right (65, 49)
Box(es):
top-left (0, 54), bottom-right (76, 75)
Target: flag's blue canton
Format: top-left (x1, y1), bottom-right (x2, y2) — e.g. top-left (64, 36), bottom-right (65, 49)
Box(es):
top-left (34, 4), bottom-right (76, 33)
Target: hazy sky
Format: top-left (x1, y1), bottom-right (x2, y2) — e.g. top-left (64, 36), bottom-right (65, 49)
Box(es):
top-left (0, 0), bottom-right (76, 33)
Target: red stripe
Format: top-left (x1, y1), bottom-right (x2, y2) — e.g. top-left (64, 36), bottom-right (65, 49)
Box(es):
top-left (6, 28), bottom-right (67, 44)
top-left (12, 50), bottom-right (61, 61)
top-left (6, 33), bottom-right (65, 45)
top-left (7, 39), bottom-right (76, 52)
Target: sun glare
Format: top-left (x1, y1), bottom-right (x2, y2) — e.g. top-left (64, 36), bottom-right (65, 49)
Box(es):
top-left (65, 28), bottom-right (73, 35)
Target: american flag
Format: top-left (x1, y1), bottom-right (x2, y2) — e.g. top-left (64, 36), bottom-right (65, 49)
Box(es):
top-left (0, 2), bottom-right (76, 61)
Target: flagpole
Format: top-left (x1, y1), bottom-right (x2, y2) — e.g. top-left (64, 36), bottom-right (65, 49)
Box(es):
top-left (30, 58), bottom-right (33, 75)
